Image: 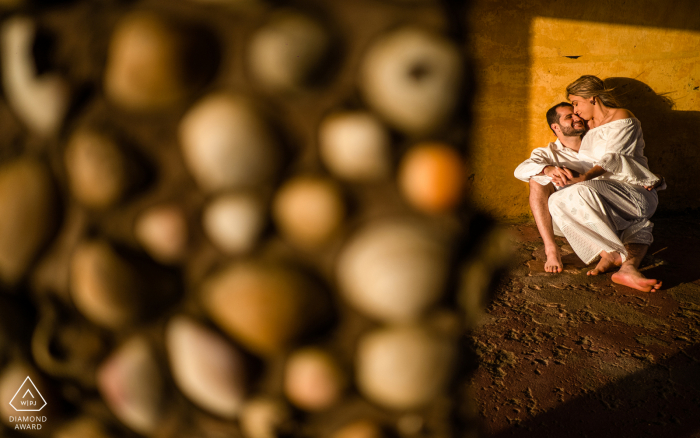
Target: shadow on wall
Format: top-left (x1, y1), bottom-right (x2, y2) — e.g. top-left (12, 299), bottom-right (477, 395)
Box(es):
top-left (491, 342), bottom-right (700, 438)
top-left (605, 77), bottom-right (700, 212)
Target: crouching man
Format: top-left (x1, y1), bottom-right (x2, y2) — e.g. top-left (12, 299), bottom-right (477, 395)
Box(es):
top-left (514, 102), bottom-right (588, 273)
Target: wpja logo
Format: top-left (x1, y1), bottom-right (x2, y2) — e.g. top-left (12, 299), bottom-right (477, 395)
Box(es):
top-left (7, 376), bottom-right (48, 430)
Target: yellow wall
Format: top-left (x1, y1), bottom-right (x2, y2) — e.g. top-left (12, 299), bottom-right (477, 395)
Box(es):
top-left (467, 1), bottom-right (700, 221)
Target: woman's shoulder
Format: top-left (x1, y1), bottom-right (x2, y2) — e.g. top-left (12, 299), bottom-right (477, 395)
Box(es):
top-left (609, 108), bottom-right (635, 122)
top-left (597, 110), bottom-right (640, 132)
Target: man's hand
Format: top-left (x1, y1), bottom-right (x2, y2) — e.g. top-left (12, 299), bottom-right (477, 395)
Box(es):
top-left (543, 166), bottom-right (577, 187)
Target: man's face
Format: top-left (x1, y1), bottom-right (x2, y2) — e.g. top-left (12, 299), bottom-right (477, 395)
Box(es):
top-left (555, 106), bottom-right (586, 136)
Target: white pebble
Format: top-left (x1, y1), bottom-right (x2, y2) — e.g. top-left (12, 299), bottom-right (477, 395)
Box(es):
top-left (0, 17), bottom-right (69, 136)
top-left (166, 316), bottom-right (247, 418)
top-left (97, 337), bottom-right (163, 435)
top-left (319, 111), bottom-right (391, 182)
top-left (203, 193), bottom-right (266, 255)
top-left (360, 27), bottom-right (463, 136)
top-left (356, 325), bottom-right (456, 410)
top-left (337, 219), bottom-right (450, 322)
top-left (179, 92), bottom-right (280, 193)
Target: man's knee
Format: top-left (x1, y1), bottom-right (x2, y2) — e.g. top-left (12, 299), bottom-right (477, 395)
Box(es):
top-left (529, 181), bottom-right (555, 201)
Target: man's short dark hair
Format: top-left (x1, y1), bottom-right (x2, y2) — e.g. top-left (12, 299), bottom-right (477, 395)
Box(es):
top-left (546, 102), bottom-right (573, 134)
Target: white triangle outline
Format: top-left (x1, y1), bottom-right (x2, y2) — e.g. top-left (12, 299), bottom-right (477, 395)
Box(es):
top-left (8, 376), bottom-right (47, 412)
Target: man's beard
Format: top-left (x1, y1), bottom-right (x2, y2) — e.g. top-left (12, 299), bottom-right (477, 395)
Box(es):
top-left (559, 124), bottom-right (586, 136)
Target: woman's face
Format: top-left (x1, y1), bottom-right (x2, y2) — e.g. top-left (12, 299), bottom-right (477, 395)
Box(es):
top-left (568, 94), bottom-right (594, 120)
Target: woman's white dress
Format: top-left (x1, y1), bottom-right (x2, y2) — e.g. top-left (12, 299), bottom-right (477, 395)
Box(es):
top-left (548, 118), bottom-right (661, 264)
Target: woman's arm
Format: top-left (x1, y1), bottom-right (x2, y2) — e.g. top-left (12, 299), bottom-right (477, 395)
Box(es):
top-left (563, 165), bottom-right (606, 186)
top-left (591, 118), bottom-right (661, 187)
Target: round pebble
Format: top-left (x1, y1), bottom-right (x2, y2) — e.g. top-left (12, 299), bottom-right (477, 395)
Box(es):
top-left (97, 337), bottom-right (163, 435)
top-left (203, 262), bottom-right (330, 356)
top-left (272, 176), bottom-right (345, 247)
top-left (248, 10), bottom-right (331, 92)
top-left (0, 158), bottom-right (57, 285)
top-left (203, 193), bottom-right (266, 255)
top-left (240, 397), bottom-right (292, 438)
top-left (337, 219), bottom-right (450, 322)
top-left (179, 92), bottom-right (280, 193)
top-left (355, 325), bottom-right (456, 410)
top-left (69, 240), bottom-right (144, 329)
top-left (104, 11), bottom-right (191, 111)
top-left (360, 27), bottom-right (463, 136)
top-left (398, 143), bottom-right (465, 213)
top-left (166, 316), bottom-right (247, 418)
top-left (64, 129), bottom-right (129, 209)
top-left (284, 347), bottom-right (346, 411)
top-left (319, 111), bottom-right (392, 182)
top-left (135, 204), bottom-right (188, 264)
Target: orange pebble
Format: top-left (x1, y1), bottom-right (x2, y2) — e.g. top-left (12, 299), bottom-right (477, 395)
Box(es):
top-left (398, 143), bottom-right (464, 213)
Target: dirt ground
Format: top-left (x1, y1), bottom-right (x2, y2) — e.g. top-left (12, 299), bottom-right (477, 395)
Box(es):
top-left (471, 211), bottom-right (700, 438)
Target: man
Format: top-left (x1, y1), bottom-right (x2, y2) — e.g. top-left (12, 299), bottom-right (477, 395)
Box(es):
top-left (515, 102), bottom-right (664, 292)
top-left (514, 102), bottom-right (588, 273)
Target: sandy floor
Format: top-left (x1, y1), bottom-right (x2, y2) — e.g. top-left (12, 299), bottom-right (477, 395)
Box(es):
top-left (471, 212), bottom-right (700, 438)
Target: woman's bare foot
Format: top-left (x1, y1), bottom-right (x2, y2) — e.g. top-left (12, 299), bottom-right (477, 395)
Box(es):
top-left (612, 264), bottom-right (662, 292)
top-left (587, 250), bottom-right (622, 276)
top-left (544, 246), bottom-right (563, 273)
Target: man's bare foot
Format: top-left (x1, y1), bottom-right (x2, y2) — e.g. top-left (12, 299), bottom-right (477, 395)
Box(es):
top-left (544, 247), bottom-right (563, 273)
top-left (587, 250), bottom-right (622, 276)
top-left (612, 264), bottom-right (662, 292)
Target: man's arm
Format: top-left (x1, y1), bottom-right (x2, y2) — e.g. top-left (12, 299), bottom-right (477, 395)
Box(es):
top-left (515, 146), bottom-right (570, 185)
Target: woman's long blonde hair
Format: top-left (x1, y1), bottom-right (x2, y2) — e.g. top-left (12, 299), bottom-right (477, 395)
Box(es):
top-left (566, 75), bottom-right (621, 108)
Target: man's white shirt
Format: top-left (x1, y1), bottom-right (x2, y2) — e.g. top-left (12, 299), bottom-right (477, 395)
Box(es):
top-left (513, 139), bottom-right (593, 190)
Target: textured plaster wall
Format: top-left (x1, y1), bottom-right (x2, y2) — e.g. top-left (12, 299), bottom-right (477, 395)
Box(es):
top-left (467, 0), bottom-right (700, 221)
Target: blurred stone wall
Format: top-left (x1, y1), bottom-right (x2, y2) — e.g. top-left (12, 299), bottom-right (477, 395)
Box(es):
top-left (0, 1), bottom-right (512, 437)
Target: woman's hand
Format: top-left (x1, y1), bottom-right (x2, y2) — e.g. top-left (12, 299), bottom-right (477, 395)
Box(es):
top-left (561, 165), bottom-right (606, 186)
top-left (543, 166), bottom-right (575, 187)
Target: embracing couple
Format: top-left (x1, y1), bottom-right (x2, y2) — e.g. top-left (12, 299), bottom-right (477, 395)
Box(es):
top-left (515, 75), bottom-right (666, 293)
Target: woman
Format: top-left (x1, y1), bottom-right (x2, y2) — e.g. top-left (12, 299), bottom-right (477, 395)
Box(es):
top-left (548, 75), bottom-right (663, 292)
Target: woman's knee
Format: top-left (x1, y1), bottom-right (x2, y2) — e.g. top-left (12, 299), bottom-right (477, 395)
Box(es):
top-left (548, 184), bottom-right (594, 213)
top-left (547, 190), bottom-right (565, 211)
